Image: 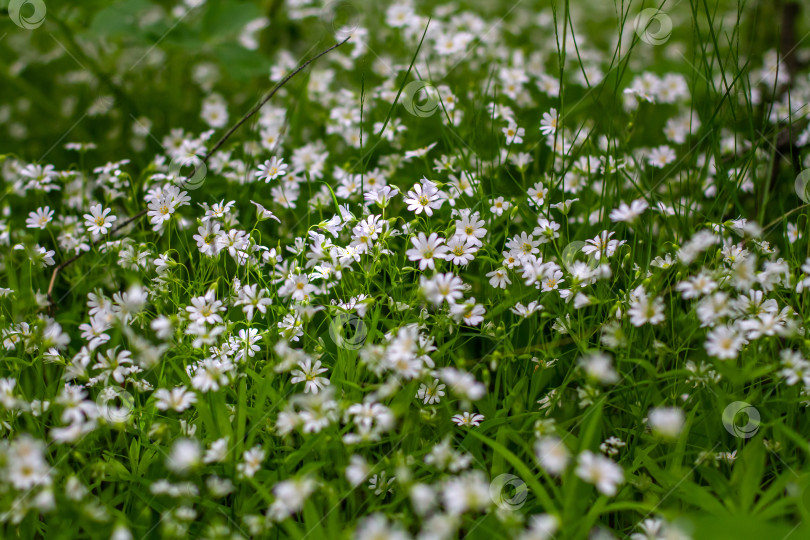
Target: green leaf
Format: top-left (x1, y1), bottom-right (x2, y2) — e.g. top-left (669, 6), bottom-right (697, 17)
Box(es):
top-left (469, 430), bottom-right (558, 513)
top-left (86, 0), bottom-right (154, 39)
top-left (212, 44), bottom-right (269, 81)
top-left (730, 437), bottom-right (765, 513)
top-left (642, 457), bottom-right (729, 515)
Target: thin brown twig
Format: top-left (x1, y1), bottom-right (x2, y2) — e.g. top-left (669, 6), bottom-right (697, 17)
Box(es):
top-left (47, 36), bottom-right (351, 311)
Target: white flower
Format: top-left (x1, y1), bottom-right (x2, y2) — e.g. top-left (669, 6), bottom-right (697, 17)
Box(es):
top-left (83, 204), bottom-right (117, 236)
top-left (193, 221), bottom-right (223, 257)
top-left (582, 230), bottom-right (622, 260)
top-left (416, 379), bottom-right (446, 405)
top-left (404, 180), bottom-right (443, 216)
top-left (238, 446), bottom-right (266, 478)
top-left (487, 268), bottom-right (512, 288)
top-left (147, 191), bottom-right (181, 229)
top-left (455, 212), bottom-right (487, 246)
top-left (609, 199), bottom-right (649, 223)
top-left (407, 232), bottom-right (448, 271)
top-left (368, 470), bottom-right (396, 496)
top-left (5, 435), bottom-right (51, 490)
top-left (346, 402), bottom-right (394, 432)
top-left (539, 108), bottom-right (559, 135)
top-left (290, 359), bottom-right (330, 394)
top-left (386, 3), bottom-right (416, 27)
top-left (166, 438), bottom-right (201, 475)
top-left (451, 411), bottom-right (484, 427)
top-left (705, 325), bottom-right (745, 359)
top-left (575, 450), bottom-right (624, 496)
top-left (151, 316), bottom-right (173, 340)
top-left (235, 283), bottom-right (272, 321)
top-left (503, 121), bottom-right (525, 144)
top-left (278, 273), bottom-right (316, 302)
top-left (535, 437), bottom-right (570, 476)
top-left (648, 407), bottom-right (685, 440)
top-left (250, 200), bottom-right (281, 222)
top-left (204, 437), bottom-right (230, 464)
top-left (186, 289), bottom-right (225, 324)
top-left (355, 514), bottom-right (409, 540)
top-left (364, 185), bottom-right (400, 208)
top-left (520, 514), bottom-right (560, 540)
top-left (268, 477), bottom-right (316, 521)
top-left (444, 235), bottom-right (478, 266)
top-left (26, 206), bottom-right (54, 229)
top-left (154, 386), bottom-right (196, 412)
top-left (579, 352), bottom-right (619, 384)
top-left (647, 145), bottom-right (676, 168)
top-left (490, 196), bottom-right (511, 216)
top-left (189, 357), bottom-right (231, 391)
top-left (201, 94), bottom-right (228, 128)
top-left (441, 470), bottom-right (490, 514)
top-left (511, 301), bottom-right (543, 317)
top-left (346, 455), bottom-right (370, 487)
top-left (255, 156), bottom-right (288, 182)
top-left (541, 269), bottom-right (564, 292)
top-left (420, 272), bottom-right (464, 306)
top-left (628, 291), bottom-right (665, 326)
top-left (527, 182), bottom-right (549, 208)
top-left (449, 297), bottom-right (486, 326)
top-left (440, 368), bottom-right (485, 400)
top-left (409, 483), bottom-right (437, 516)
